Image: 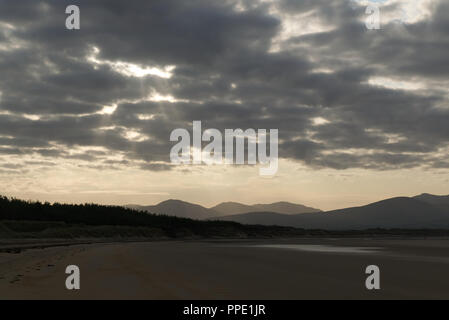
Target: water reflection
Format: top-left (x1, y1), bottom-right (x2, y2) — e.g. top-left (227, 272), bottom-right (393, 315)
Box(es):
top-left (254, 244), bottom-right (381, 254)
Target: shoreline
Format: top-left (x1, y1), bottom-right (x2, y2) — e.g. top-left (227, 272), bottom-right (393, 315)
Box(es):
top-left (3, 234), bottom-right (449, 254)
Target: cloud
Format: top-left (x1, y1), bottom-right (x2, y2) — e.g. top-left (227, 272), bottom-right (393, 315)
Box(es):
top-left (0, 0), bottom-right (447, 174)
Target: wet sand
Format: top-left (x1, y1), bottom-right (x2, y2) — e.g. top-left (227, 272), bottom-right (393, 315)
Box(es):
top-left (1, 238), bottom-right (449, 299)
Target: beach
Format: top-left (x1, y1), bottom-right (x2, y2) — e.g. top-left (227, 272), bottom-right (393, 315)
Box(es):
top-left (1, 238), bottom-right (449, 299)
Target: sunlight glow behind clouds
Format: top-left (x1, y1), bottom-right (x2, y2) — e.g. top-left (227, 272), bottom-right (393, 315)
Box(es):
top-left (312, 117), bottom-right (330, 126)
top-left (367, 77), bottom-right (426, 91)
top-left (87, 46), bottom-right (175, 78)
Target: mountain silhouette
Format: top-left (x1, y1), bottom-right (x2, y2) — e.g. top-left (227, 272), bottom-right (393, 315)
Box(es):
top-left (210, 202), bottom-right (256, 215)
top-left (127, 199), bottom-right (220, 220)
top-left (211, 201), bottom-right (320, 215)
top-left (2, 193), bottom-right (449, 232)
top-left (215, 196), bottom-right (449, 230)
top-left (252, 201), bottom-right (321, 214)
top-left (413, 193), bottom-right (449, 213)
top-left (128, 200), bottom-right (320, 219)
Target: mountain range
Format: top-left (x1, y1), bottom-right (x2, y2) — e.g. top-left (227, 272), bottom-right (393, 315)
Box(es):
top-left (210, 201), bottom-right (321, 215)
top-left (126, 200), bottom-right (219, 220)
top-left (127, 193), bottom-right (449, 229)
top-left (126, 199), bottom-right (320, 220)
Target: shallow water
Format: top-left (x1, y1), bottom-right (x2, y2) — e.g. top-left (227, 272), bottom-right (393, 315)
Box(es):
top-left (253, 244), bottom-right (382, 254)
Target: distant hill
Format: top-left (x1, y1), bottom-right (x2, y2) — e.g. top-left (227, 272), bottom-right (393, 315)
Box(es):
top-left (0, 196), bottom-right (312, 239)
top-left (414, 193), bottom-right (449, 213)
top-left (210, 202), bottom-right (256, 215)
top-left (127, 199), bottom-right (220, 220)
top-left (252, 201), bottom-right (321, 214)
top-left (216, 197), bottom-right (449, 230)
top-left (3, 195), bottom-right (449, 239)
top-left (211, 201), bottom-right (321, 215)
top-left (128, 200), bottom-right (320, 219)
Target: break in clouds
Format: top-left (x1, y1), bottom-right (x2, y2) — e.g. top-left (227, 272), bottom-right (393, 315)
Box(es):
top-left (0, 0), bottom-right (448, 176)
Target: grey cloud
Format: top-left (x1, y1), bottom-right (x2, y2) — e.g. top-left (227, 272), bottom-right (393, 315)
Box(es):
top-left (0, 0), bottom-right (447, 171)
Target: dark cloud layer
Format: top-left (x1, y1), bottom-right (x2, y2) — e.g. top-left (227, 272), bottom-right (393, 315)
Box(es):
top-left (0, 0), bottom-right (448, 171)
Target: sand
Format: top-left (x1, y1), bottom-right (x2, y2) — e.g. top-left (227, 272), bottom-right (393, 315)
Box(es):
top-left (1, 238), bottom-right (449, 299)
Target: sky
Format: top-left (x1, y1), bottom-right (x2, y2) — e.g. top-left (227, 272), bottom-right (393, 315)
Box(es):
top-left (0, 0), bottom-right (448, 211)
